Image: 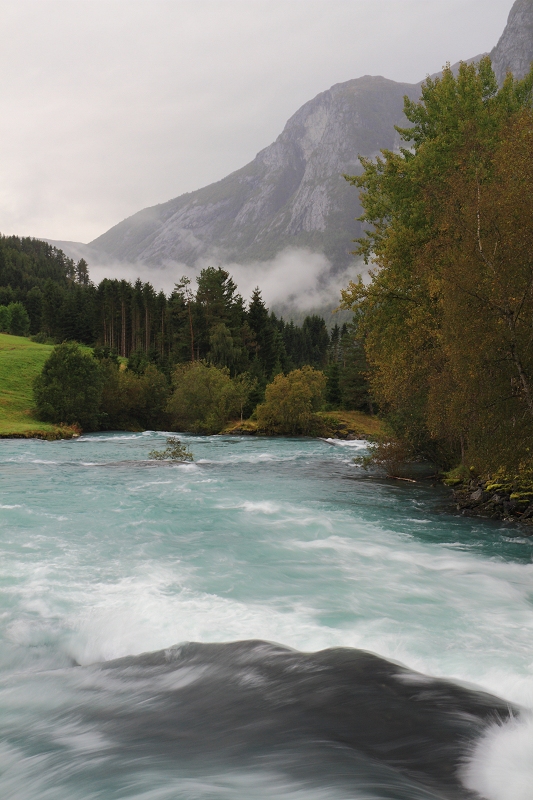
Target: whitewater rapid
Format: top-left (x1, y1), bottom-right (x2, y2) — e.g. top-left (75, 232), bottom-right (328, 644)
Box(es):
top-left (0, 433), bottom-right (532, 799)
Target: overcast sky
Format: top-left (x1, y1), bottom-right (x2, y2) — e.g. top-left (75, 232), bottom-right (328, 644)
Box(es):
top-left (0, 0), bottom-right (514, 244)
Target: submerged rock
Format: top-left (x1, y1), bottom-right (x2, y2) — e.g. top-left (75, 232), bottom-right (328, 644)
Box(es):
top-left (80, 640), bottom-right (517, 800)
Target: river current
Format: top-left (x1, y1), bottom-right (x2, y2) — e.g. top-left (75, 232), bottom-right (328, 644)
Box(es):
top-left (1, 433), bottom-right (532, 799)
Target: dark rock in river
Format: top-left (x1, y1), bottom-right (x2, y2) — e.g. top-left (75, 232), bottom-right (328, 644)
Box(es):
top-left (72, 640), bottom-right (518, 799)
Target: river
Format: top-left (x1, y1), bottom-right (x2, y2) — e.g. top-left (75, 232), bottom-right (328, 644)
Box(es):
top-left (1, 433), bottom-right (532, 799)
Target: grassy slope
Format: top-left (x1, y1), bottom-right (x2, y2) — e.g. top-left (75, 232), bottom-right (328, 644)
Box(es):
top-left (0, 334), bottom-right (76, 437)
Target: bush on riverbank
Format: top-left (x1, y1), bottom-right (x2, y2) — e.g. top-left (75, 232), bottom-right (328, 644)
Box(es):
top-left (25, 341), bottom-right (378, 440)
top-left (255, 366), bottom-right (326, 435)
top-left (33, 342), bottom-right (103, 430)
top-left (166, 362), bottom-right (253, 434)
top-left (99, 358), bottom-right (170, 430)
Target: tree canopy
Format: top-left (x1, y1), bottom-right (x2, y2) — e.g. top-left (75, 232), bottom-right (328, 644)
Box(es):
top-left (342, 58), bottom-right (533, 472)
top-left (255, 366), bottom-right (326, 435)
top-left (33, 342), bottom-right (103, 430)
top-left (342, 57), bottom-right (533, 475)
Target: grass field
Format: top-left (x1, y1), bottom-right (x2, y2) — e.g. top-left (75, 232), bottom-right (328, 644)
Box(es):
top-left (0, 334), bottom-right (78, 437)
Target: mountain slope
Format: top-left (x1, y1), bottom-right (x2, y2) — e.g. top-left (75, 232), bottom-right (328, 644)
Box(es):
top-left (89, 77), bottom-right (420, 271)
top-left (491, 0), bottom-right (533, 83)
top-left (86, 0), bottom-right (533, 274)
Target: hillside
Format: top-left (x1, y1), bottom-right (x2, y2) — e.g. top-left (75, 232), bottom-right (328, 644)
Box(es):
top-left (0, 334), bottom-right (78, 437)
top-left (61, 0), bottom-right (533, 278)
top-left (87, 76), bottom-right (420, 273)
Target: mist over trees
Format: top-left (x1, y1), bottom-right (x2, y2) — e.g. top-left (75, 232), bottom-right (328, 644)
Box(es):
top-left (0, 230), bottom-right (375, 432)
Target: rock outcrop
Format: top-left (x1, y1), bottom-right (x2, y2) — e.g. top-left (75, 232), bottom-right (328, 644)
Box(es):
top-left (491, 0), bottom-right (533, 83)
top-left (452, 479), bottom-right (533, 528)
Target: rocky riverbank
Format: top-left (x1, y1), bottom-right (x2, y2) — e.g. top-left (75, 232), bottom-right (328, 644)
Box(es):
top-left (451, 479), bottom-right (533, 529)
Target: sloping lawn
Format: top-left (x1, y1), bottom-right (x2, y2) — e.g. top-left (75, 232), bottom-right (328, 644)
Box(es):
top-left (0, 334), bottom-right (67, 436)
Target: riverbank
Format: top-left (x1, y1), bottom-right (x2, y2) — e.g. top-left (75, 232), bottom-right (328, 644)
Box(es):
top-left (223, 410), bottom-right (384, 440)
top-left (0, 332), bottom-right (383, 443)
top-left (450, 477), bottom-right (533, 528)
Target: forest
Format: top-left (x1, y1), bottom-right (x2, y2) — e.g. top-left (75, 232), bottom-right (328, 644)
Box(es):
top-left (0, 234), bottom-right (370, 434)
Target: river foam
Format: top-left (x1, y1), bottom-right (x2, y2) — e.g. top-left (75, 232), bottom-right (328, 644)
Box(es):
top-left (1, 432), bottom-right (532, 799)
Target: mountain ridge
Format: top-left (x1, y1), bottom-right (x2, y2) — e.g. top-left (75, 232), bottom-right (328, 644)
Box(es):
top-left (54, 1), bottom-right (533, 278)
top-left (88, 75), bottom-right (421, 272)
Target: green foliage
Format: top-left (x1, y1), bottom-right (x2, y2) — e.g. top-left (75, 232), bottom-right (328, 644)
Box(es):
top-left (166, 361), bottom-right (252, 434)
top-left (0, 303), bottom-right (30, 336)
top-left (256, 366), bottom-right (327, 435)
top-left (0, 333), bottom-right (64, 435)
top-left (33, 341), bottom-right (103, 430)
top-left (353, 435), bottom-right (419, 478)
top-left (0, 232), bottom-right (349, 434)
top-left (0, 234), bottom-right (75, 293)
top-left (99, 362), bottom-right (169, 431)
top-left (208, 322), bottom-right (238, 370)
top-left (0, 306), bottom-right (10, 333)
top-left (127, 348), bottom-right (150, 375)
top-left (342, 57), bottom-right (533, 473)
top-left (149, 436), bottom-right (193, 461)
top-left (7, 302), bottom-right (30, 336)
top-left (325, 361), bottom-right (342, 407)
top-left (442, 464), bottom-right (472, 486)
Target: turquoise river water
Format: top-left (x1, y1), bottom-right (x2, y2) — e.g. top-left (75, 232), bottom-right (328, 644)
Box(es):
top-left (0, 432), bottom-right (532, 799)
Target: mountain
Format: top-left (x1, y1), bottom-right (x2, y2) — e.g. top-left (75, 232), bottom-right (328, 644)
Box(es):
top-left (60, 0), bottom-right (532, 278)
top-left (491, 0), bottom-right (533, 84)
top-left (88, 77), bottom-right (420, 273)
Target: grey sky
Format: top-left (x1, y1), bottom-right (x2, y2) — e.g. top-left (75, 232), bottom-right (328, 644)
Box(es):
top-left (0, 0), bottom-right (513, 243)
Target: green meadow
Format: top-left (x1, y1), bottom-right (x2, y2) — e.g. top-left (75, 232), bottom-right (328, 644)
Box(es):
top-left (0, 334), bottom-right (78, 437)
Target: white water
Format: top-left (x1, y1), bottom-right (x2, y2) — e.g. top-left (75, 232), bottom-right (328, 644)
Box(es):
top-left (1, 433), bottom-right (532, 798)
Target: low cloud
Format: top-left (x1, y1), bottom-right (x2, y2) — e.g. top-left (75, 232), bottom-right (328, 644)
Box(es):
top-left (82, 246), bottom-right (365, 314)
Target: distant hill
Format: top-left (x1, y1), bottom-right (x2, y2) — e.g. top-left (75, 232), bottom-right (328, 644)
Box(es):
top-left (54, 0), bottom-right (533, 286)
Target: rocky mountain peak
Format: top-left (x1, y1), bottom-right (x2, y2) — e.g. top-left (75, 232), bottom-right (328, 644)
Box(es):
top-left (491, 0), bottom-right (533, 83)
top-left (88, 75), bottom-right (420, 272)
top-left (75, 1), bottom-right (533, 280)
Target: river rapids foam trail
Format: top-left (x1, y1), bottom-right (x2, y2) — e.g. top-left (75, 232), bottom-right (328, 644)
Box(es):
top-left (1, 433), bottom-right (532, 799)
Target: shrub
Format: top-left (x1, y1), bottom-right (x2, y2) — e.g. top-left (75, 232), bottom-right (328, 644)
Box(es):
top-left (149, 437), bottom-right (193, 461)
top-left (7, 302), bottom-right (30, 336)
top-left (166, 361), bottom-right (251, 434)
top-left (33, 341), bottom-right (103, 430)
top-left (353, 436), bottom-right (417, 478)
top-left (255, 366), bottom-right (326, 435)
top-left (99, 361), bottom-right (169, 430)
top-left (31, 332), bottom-right (51, 344)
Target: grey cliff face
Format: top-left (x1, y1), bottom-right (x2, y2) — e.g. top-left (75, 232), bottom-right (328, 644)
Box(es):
top-left (87, 1), bottom-right (532, 274)
top-left (491, 0), bottom-right (533, 83)
top-left (89, 76), bottom-right (420, 271)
